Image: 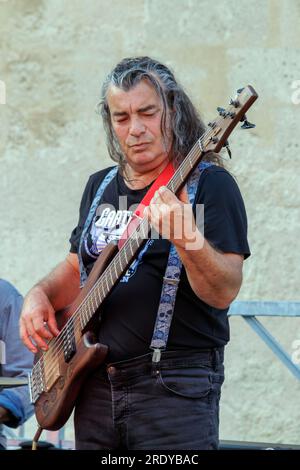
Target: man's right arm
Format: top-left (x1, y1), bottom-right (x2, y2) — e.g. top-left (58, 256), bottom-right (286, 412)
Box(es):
top-left (20, 253), bottom-right (81, 353)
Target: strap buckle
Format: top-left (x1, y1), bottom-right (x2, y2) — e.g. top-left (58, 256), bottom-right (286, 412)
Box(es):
top-left (151, 348), bottom-right (162, 377)
top-left (152, 348), bottom-right (162, 363)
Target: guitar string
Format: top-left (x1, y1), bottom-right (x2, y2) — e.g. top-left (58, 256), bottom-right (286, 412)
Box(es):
top-left (30, 123), bottom-right (219, 393)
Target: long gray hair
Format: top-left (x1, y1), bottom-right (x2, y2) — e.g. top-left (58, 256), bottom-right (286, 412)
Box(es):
top-left (98, 56), bottom-right (222, 169)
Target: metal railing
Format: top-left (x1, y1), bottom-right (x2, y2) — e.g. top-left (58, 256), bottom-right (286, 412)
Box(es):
top-left (228, 301), bottom-right (300, 381)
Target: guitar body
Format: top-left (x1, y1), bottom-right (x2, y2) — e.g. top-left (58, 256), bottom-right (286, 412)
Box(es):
top-left (33, 242), bottom-right (118, 430)
top-left (35, 331), bottom-right (108, 430)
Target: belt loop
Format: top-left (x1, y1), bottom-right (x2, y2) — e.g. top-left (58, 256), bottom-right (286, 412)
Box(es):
top-left (213, 348), bottom-right (219, 371)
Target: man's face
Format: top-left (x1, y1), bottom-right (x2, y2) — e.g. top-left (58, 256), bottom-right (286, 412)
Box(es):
top-left (107, 80), bottom-right (172, 173)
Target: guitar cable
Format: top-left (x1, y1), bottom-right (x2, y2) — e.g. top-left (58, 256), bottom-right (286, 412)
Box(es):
top-left (32, 426), bottom-right (43, 450)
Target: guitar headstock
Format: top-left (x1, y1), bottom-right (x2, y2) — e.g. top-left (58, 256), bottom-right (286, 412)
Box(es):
top-left (203, 85), bottom-right (258, 154)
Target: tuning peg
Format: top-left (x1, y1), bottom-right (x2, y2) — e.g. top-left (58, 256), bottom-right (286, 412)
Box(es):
top-left (217, 106), bottom-right (226, 116)
top-left (223, 140), bottom-right (232, 158)
top-left (241, 120), bottom-right (256, 129)
top-left (230, 98), bottom-right (239, 108)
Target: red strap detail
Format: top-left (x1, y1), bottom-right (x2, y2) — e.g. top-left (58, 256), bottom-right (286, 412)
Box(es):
top-left (134, 161), bottom-right (175, 217)
top-left (118, 161), bottom-right (175, 249)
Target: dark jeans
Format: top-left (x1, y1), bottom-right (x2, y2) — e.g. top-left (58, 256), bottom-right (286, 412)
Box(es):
top-left (74, 348), bottom-right (224, 450)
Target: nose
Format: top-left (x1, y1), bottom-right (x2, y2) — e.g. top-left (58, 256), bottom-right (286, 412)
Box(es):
top-left (129, 116), bottom-right (146, 138)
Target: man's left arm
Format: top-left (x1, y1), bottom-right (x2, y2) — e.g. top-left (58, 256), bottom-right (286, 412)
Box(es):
top-left (145, 185), bottom-right (244, 309)
top-left (174, 235), bottom-right (243, 309)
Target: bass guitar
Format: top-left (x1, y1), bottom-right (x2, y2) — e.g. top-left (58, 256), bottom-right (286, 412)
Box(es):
top-left (29, 85), bottom-right (258, 431)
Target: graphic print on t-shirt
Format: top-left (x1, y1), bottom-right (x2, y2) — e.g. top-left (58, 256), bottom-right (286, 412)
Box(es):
top-left (88, 206), bottom-right (132, 257)
top-left (85, 204), bottom-right (152, 282)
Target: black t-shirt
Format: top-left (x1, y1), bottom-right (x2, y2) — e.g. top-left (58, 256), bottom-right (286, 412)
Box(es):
top-left (69, 165), bottom-right (250, 363)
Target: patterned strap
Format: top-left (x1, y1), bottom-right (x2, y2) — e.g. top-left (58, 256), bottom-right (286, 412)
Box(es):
top-left (78, 166), bottom-right (118, 287)
top-left (150, 161), bottom-right (213, 366)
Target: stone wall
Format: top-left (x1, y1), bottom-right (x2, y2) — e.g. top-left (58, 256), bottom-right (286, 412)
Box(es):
top-left (0, 0), bottom-right (299, 444)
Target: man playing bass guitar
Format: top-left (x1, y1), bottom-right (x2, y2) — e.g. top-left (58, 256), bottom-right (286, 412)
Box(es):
top-left (20, 57), bottom-right (251, 450)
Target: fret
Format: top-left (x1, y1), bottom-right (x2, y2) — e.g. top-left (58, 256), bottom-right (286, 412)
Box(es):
top-left (85, 303), bottom-right (90, 323)
top-left (93, 292), bottom-right (99, 310)
top-left (87, 301), bottom-right (93, 322)
top-left (118, 251), bottom-right (127, 273)
top-left (111, 258), bottom-right (119, 281)
top-left (113, 259), bottom-right (118, 279)
top-left (72, 315), bottom-right (79, 338)
top-left (104, 273), bottom-right (110, 295)
top-left (84, 303), bottom-right (90, 322)
top-left (78, 307), bottom-right (85, 330)
top-left (98, 284), bottom-right (105, 304)
top-left (94, 289), bottom-right (101, 309)
top-left (133, 225), bottom-right (141, 242)
top-left (123, 247), bottom-right (129, 264)
top-left (93, 284), bottom-right (100, 305)
top-left (129, 238), bottom-right (137, 257)
top-left (109, 266), bottom-right (114, 286)
top-left (178, 165), bottom-right (184, 183)
top-left (171, 175), bottom-right (179, 192)
top-left (117, 250), bottom-right (125, 274)
top-left (117, 253), bottom-right (124, 275)
top-left (90, 294), bottom-right (96, 313)
top-left (139, 223), bottom-right (147, 241)
top-left (129, 239), bottom-right (134, 256)
top-left (79, 311), bottom-right (84, 330)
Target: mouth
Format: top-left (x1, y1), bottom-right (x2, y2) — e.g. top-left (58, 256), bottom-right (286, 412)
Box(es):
top-left (130, 142), bottom-right (150, 151)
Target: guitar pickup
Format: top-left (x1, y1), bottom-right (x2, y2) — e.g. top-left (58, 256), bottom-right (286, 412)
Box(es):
top-left (64, 335), bottom-right (77, 363)
top-left (63, 323), bottom-right (77, 363)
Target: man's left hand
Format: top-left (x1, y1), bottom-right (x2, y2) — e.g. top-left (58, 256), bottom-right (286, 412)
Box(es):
top-left (144, 186), bottom-right (203, 250)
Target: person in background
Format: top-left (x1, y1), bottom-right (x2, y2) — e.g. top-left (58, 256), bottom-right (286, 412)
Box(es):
top-left (0, 279), bottom-right (34, 450)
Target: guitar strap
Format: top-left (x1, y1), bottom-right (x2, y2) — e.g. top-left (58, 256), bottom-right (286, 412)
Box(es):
top-left (78, 161), bottom-right (213, 368)
top-left (150, 161), bottom-right (212, 372)
top-left (78, 166), bottom-right (118, 287)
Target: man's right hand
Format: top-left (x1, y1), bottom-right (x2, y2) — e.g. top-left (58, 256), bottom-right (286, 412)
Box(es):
top-left (19, 287), bottom-right (60, 353)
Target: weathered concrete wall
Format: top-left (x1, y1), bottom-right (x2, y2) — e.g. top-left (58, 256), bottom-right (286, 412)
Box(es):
top-left (0, 0), bottom-right (299, 445)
